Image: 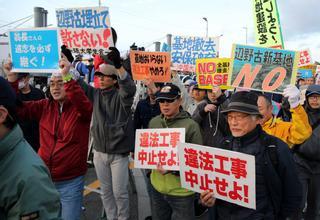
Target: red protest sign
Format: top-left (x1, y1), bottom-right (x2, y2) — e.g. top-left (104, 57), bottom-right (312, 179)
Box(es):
top-left (130, 51), bottom-right (171, 82)
top-left (134, 128), bottom-right (185, 170)
top-left (178, 142), bottom-right (256, 210)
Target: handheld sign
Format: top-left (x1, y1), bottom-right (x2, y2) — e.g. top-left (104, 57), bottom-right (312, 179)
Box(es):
top-left (196, 58), bottom-right (231, 90)
top-left (130, 51), bottom-right (171, 82)
top-left (134, 128), bottom-right (185, 171)
top-left (171, 35), bottom-right (220, 72)
top-left (178, 142), bottom-right (256, 210)
top-left (228, 44), bottom-right (299, 93)
top-left (253, 0), bottom-right (284, 49)
top-left (9, 28), bottom-right (60, 73)
top-left (56, 7), bottom-right (114, 54)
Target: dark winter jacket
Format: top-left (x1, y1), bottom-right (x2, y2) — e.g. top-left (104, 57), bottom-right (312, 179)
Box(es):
top-left (17, 85), bottom-right (45, 152)
top-left (134, 97), bottom-right (160, 129)
top-left (78, 73), bottom-right (136, 154)
top-left (192, 94), bottom-right (230, 147)
top-left (216, 126), bottom-right (302, 220)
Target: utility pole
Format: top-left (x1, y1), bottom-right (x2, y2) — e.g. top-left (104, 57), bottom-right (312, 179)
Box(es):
top-left (203, 17), bottom-right (208, 38)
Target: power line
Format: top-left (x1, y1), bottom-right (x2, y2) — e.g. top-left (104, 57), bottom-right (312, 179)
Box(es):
top-left (0, 15), bottom-right (33, 29)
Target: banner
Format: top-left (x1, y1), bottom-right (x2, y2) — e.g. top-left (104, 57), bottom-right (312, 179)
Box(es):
top-left (56, 7), bottom-right (113, 54)
top-left (171, 36), bottom-right (219, 72)
top-left (298, 49), bottom-right (312, 67)
top-left (9, 28), bottom-right (60, 73)
top-left (134, 128), bottom-right (185, 170)
top-left (228, 44), bottom-right (299, 93)
top-left (178, 142), bottom-right (256, 209)
top-left (130, 51), bottom-right (171, 82)
top-left (253, 0), bottom-right (283, 49)
top-left (196, 58), bottom-right (231, 90)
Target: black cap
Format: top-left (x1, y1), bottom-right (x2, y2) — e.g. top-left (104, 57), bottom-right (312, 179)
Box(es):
top-left (306, 85), bottom-right (320, 97)
top-left (221, 91), bottom-right (261, 116)
top-left (156, 84), bottom-right (181, 101)
top-left (0, 76), bottom-right (16, 109)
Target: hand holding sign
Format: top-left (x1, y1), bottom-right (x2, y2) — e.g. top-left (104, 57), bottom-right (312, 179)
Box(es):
top-left (3, 58), bottom-right (17, 83)
top-left (142, 78), bottom-right (158, 95)
top-left (283, 85), bottom-right (300, 109)
top-left (107, 47), bottom-right (122, 69)
top-left (200, 190), bottom-right (216, 207)
top-left (59, 57), bottom-right (72, 77)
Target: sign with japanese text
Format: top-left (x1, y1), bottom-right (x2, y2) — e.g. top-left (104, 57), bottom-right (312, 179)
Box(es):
top-left (228, 44), bottom-right (298, 93)
top-left (178, 142), bottom-right (256, 209)
top-left (134, 128), bottom-right (185, 170)
top-left (130, 51), bottom-right (171, 82)
top-left (171, 36), bottom-right (219, 72)
top-left (9, 28), bottom-right (60, 73)
top-left (196, 58), bottom-right (231, 90)
top-left (298, 49), bottom-right (312, 67)
top-left (253, 0), bottom-right (283, 49)
top-left (56, 7), bottom-right (114, 54)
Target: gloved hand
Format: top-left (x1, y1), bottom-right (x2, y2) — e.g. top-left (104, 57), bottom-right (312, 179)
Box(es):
top-left (283, 85), bottom-right (300, 109)
top-left (107, 47), bottom-right (122, 69)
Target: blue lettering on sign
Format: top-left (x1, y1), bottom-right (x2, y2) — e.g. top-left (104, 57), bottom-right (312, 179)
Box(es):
top-left (56, 8), bottom-right (109, 29)
top-left (171, 36), bottom-right (218, 65)
top-left (9, 29), bottom-right (60, 71)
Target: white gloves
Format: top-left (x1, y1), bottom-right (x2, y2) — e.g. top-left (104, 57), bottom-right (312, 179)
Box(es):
top-left (283, 85), bottom-right (300, 109)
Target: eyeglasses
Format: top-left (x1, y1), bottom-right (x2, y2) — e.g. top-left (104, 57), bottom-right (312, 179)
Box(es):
top-left (308, 96), bottom-right (320, 101)
top-left (158, 99), bottom-right (176, 103)
top-left (227, 114), bottom-right (250, 122)
top-left (49, 81), bottom-right (64, 88)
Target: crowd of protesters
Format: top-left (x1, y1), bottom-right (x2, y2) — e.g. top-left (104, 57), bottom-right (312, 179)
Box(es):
top-left (1, 33), bottom-right (320, 220)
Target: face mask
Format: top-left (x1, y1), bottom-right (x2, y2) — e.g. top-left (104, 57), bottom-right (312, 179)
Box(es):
top-left (18, 80), bottom-right (26, 90)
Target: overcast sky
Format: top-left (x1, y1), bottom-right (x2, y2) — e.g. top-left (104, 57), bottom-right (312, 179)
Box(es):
top-left (0, 0), bottom-right (319, 61)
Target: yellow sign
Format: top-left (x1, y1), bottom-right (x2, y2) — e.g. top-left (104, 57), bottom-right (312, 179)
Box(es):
top-left (196, 58), bottom-right (231, 90)
top-left (253, 0), bottom-right (284, 49)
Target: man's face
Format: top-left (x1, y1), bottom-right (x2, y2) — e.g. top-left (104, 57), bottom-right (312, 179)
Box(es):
top-left (49, 77), bottom-right (66, 101)
top-left (227, 112), bottom-right (260, 137)
top-left (257, 96), bottom-right (273, 124)
top-left (192, 89), bottom-right (206, 102)
top-left (97, 75), bottom-right (117, 90)
top-left (306, 77), bottom-right (315, 86)
top-left (307, 94), bottom-right (320, 109)
top-left (207, 90), bottom-right (218, 103)
top-left (159, 97), bottom-right (181, 119)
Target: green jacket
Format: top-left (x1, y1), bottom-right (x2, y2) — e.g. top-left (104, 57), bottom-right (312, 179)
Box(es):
top-left (149, 111), bottom-right (203, 196)
top-left (0, 125), bottom-right (61, 220)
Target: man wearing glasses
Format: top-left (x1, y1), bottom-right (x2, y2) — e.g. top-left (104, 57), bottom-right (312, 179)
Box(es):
top-left (200, 91), bottom-right (302, 220)
top-left (148, 83), bottom-right (202, 220)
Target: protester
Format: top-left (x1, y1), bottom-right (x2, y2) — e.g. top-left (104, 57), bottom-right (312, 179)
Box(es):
top-left (298, 69), bottom-right (314, 86)
top-left (187, 84), bottom-right (207, 115)
top-left (5, 57), bottom-right (93, 220)
top-left (257, 85), bottom-right (312, 147)
top-left (134, 79), bottom-right (162, 130)
top-left (0, 76), bottom-right (61, 219)
top-left (15, 72), bottom-right (45, 152)
top-left (200, 91), bottom-right (302, 219)
top-left (293, 84), bottom-right (320, 219)
top-left (77, 47), bottom-right (136, 220)
top-left (192, 85), bottom-right (230, 148)
top-left (148, 83), bottom-right (202, 220)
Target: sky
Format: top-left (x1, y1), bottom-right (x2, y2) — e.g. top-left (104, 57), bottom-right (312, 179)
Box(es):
top-left (0, 0), bottom-right (319, 61)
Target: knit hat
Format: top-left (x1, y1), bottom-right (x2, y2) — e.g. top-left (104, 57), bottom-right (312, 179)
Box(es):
top-left (221, 91), bottom-right (261, 116)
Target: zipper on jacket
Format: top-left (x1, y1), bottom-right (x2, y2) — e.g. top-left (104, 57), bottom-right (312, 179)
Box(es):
top-left (48, 104), bottom-right (62, 175)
